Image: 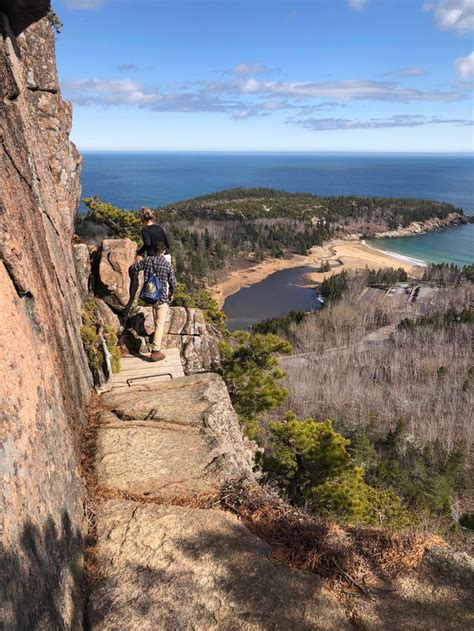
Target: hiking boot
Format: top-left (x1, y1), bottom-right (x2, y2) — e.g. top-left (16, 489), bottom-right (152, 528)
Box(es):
top-left (150, 351), bottom-right (165, 362)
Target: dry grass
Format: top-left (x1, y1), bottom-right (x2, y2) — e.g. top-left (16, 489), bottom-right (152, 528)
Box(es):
top-left (215, 480), bottom-right (445, 590)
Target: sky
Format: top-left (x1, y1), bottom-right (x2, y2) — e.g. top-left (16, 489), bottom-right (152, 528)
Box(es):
top-left (53, 0), bottom-right (474, 152)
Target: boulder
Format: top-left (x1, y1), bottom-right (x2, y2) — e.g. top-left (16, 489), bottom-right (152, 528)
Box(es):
top-left (123, 306), bottom-right (221, 373)
top-left (128, 306), bottom-right (155, 337)
top-left (183, 307), bottom-right (207, 335)
top-left (99, 373), bottom-right (255, 495)
top-left (98, 238), bottom-right (137, 311)
top-left (161, 331), bottom-right (220, 374)
top-left (94, 298), bottom-right (120, 332)
top-left (165, 306), bottom-right (188, 335)
top-left (73, 242), bottom-right (91, 297)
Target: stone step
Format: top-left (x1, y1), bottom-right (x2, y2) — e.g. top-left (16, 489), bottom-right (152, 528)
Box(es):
top-left (89, 500), bottom-right (351, 631)
top-left (98, 373), bottom-right (255, 499)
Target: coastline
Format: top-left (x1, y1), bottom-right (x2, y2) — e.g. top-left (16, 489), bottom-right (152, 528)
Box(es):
top-left (209, 238), bottom-right (424, 308)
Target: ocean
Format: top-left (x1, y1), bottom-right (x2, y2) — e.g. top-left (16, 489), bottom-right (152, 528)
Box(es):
top-left (80, 151), bottom-right (474, 266)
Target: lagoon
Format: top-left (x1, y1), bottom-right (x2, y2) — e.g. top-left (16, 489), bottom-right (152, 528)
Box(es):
top-left (223, 266), bottom-right (321, 331)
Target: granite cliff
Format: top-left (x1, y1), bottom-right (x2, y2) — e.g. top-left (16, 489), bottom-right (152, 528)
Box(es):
top-left (1, 3), bottom-right (473, 630)
top-left (1, 3), bottom-right (91, 628)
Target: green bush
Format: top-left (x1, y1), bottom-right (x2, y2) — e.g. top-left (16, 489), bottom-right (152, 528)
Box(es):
top-left (320, 271), bottom-right (348, 301)
top-left (459, 512), bottom-right (474, 530)
top-left (252, 310), bottom-right (306, 337)
top-left (220, 331), bottom-right (292, 439)
top-left (47, 10), bottom-right (63, 34)
top-left (172, 282), bottom-right (227, 336)
top-left (263, 413), bottom-right (414, 528)
top-left (350, 419), bottom-right (466, 518)
top-left (81, 301), bottom-right (120, 378)
top-left (83, 197), bottom-right (141, 242)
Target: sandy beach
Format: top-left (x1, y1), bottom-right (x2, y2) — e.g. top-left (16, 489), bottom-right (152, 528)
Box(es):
top-left (209, 239), bottom-right (425, 308)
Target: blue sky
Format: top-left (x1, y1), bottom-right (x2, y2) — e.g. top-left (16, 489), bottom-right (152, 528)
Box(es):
top-left (54, 0), bottom-right (474, 152)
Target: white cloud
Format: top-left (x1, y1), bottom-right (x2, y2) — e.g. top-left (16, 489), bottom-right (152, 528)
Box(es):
top-left (63, 73), bottom-right (468, 122)
top-left (231, 63), bottom-right (270, 75)
top-left (292, 114), bottom-right (473, 131)
top-left (214, 78), bottom-right (463, 102)
top-left (387, 67), bottom-right (428, 77)
top-left (424, 0), bottom-right (474, 33)
top-left (455, 51), bottom-right (474, 77)
top-left (348, 0), bottom-right (368, 10)
top-left (63, 78), bottom-right (244, 114)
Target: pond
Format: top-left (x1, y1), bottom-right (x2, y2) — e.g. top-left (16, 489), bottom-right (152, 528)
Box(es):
top-left (223, 265), bottom-right (322, 331)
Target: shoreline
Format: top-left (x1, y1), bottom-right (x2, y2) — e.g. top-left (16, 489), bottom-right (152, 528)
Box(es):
top-left (208, 238), bottom-right (424, 308)
top-left (362, 241), bottom-right (427, 267)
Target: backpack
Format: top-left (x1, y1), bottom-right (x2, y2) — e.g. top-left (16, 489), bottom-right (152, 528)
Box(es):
top-left (140, 274), bottom-right (161, 304)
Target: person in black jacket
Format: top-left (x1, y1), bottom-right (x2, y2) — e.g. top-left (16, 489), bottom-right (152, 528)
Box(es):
top-left (137, 207), bottom-right (170, 257)
top-left (118, 208), bottom-right (170, 333)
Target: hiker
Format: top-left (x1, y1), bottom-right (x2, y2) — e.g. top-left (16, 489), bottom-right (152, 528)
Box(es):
top-left (136, 207), bottom-right (170, 258)
top-left (128, 241), bottom-right (177, 361)
top-left (119, 209), bottom-right (170, 330)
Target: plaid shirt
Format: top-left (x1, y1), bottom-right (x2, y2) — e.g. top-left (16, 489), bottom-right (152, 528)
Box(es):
top-left (129, 255), bottom-right (177, 304)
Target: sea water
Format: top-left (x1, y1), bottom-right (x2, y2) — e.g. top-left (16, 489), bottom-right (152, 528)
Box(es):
top-left (80, 152), bottom-right (473, 266)
top-left (80, 152), bottom-right (473, 325)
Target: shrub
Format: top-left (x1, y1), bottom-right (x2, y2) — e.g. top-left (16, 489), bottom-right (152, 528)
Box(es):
top-left (263, 413), bottom-right (415, 528)
top-left (172, 282), bottom-right (227, 336)
top-left (459, 512), bottom-right (474, 530)
top-left (320, 270), bottom-right (348, 301)
top-left (47, 10), bottom-right (63, 35)
top-left (83, 197), bottom-right (141, 242)
top-left (81, 301), bottom-right (120, 379)
top-left (220, 331), bottom-right (292, 439)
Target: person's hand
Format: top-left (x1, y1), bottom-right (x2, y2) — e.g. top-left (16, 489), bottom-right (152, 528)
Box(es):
top-left (169, 294), bottom-right (174, 304)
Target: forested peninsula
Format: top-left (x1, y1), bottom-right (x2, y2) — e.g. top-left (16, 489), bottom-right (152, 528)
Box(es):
top-left (77, 188), bottom-right (467, 290)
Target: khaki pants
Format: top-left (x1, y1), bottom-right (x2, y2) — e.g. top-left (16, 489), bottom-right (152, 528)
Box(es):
top-left (151, 303), bottom-right (168, 352)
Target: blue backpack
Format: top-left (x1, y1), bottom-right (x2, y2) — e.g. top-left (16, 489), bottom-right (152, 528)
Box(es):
top-left (140, 274), bottom-right (161, 304)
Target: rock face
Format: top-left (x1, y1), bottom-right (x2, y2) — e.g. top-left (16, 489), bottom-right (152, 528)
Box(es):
top-left (0, 4), bottom-right (91, 629)
top-left (91, 375), bottom-right (350, 630)
top-left (90, 501), bottom-right (351, 631)
top-left (373, 212), bottom-right (467, 239)
top-left (97, 238), bottom-right (137, 311)
top-left (73, 242), bottom-right (92, 298)
top-left (98, 373), bottom-right (255, 497)
top-left (127, 306), bottom-right (221, 373)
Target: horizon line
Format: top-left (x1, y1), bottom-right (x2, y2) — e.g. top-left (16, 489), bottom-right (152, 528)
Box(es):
top-left (78, 149), bottom-right (474, 155)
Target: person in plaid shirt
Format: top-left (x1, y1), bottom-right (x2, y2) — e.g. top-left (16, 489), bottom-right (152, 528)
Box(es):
top-left (128, 241), bottom-right (177, 362)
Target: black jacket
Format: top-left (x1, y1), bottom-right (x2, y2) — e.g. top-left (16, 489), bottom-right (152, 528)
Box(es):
top-left (137, 224), bottom-right (170, 256)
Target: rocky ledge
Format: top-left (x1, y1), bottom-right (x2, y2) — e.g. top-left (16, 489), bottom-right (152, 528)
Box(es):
top-left (337, 212), bottom-right (467, 242)
top-left (73, 237), bottom-right (222, 375)
top-left (373, 212), bottom-right (467, 239)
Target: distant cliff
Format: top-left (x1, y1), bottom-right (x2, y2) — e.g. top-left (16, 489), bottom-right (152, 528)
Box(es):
top-left (0, 2), bottom-right (91, 628)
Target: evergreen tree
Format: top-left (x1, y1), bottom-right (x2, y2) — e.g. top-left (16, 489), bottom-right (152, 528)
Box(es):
top-left (220, 331), bottom-right (292, 438)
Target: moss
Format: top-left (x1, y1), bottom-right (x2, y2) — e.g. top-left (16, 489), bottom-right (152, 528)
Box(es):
top-left (104, 325), bottom-right (121, 374)
top-left (81, 301), bottom-right (121, 376)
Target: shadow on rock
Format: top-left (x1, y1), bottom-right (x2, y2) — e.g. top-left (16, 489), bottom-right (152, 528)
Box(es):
top-left (1, 511), bottom-right (84, 631)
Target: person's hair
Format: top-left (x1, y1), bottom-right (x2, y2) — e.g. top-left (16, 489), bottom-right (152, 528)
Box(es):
top-left (140, 207), bottom-right (155, 223)
top-left (151, 241), bottom-right (166, 255)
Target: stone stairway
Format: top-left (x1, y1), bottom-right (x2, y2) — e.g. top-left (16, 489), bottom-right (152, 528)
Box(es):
top-left (89, 367), bottom-right (351, 630)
